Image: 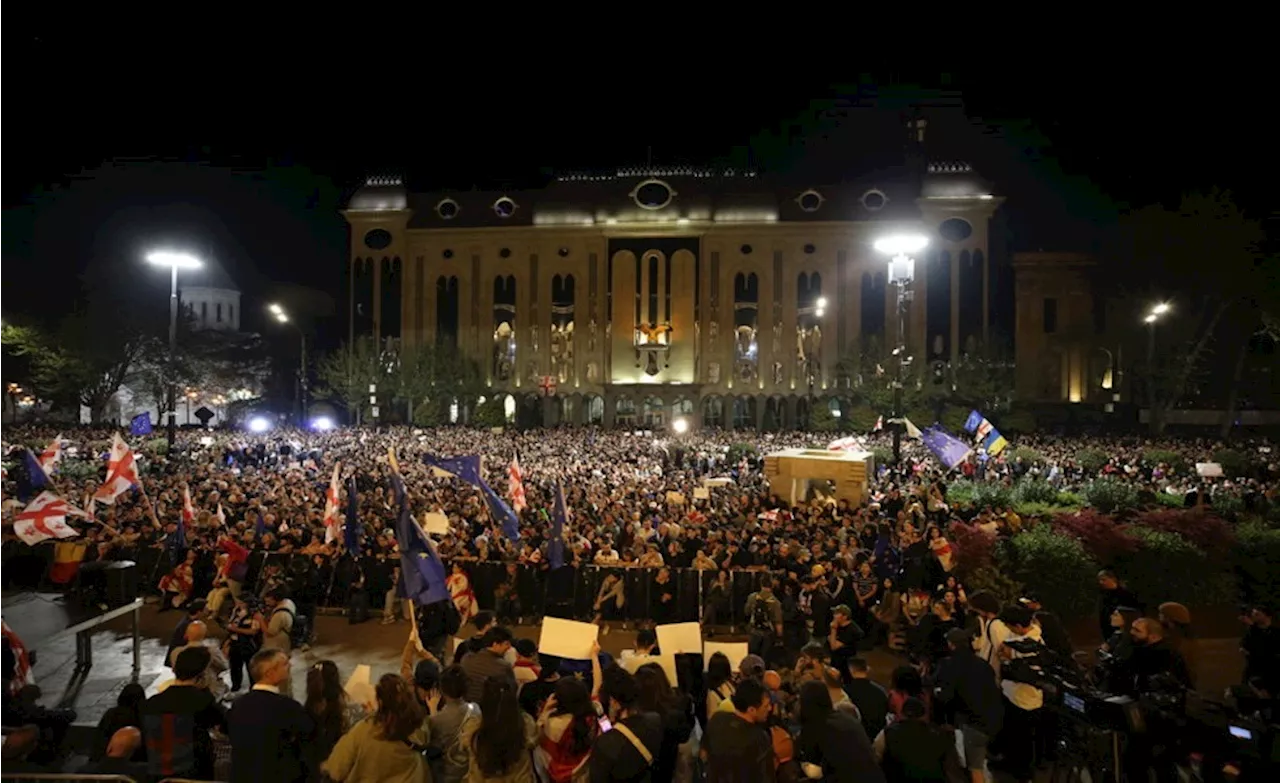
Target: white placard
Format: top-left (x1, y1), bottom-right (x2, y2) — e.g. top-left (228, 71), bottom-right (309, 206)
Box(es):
top-left (1195, 462), bottom-right (1223, 477)
top-left (621, 653), bottom-right (679, 684)
top-left (655, 622), bottom-right (702, 655)
top-left (344, 664), bottom-right (376, 708)
top-left (703, 641), bottom-right (750, 672)
top-left (703, 477), bottom-right (734, 487)
top-left (538, 617), bottom-right (600, 660)
top-left (693, 487), bottom-right (710, 500)
top-left (431, 467), bottom-right (454, 479)
top-left (422, 512), bottom-right (450, 535)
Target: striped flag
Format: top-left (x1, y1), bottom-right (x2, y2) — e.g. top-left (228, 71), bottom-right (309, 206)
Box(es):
top-left (508, 454), bottom-right (527, 513)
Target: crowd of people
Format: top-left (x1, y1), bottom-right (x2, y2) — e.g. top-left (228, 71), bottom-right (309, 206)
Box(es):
top-left (2, 423), bottom-right (1279, 781)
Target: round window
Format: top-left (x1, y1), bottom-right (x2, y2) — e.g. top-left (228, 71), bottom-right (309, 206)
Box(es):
top-left (442, 249), bottom-right (454, 259)
top-left (499, 248), bottom-right (512, 259)
top-left (558, 247), bottom-right (570, 257)
top-left (436, 199), bottom-right (459, 219)
top-left (633, 179), bottom-right (674, 210)
top-left (740, 244), bottom-right (753, 255)
top-left (494, 197), bottom-right (517, 218)
top-left (803, 244), bottom-right (816, 255)
top-left (363, 229), bottom-right (392, 250)
top-left (797, 190), bottom-right (824, 212)
top-left (938, 218), bottom-right (974, 242)
top-left (861, 190), bottom-right (887, 211)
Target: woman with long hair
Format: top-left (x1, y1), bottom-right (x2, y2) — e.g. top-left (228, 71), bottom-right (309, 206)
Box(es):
top-left (635, 663), bottom-right (696, 783)
top-left (304, 660), bottom-right (364, 780)
top-left (886, 664), bottom-right (930, 722)
top-left (705, 651), bottom-right (736, 717)
top-left (322, 674), bottom-right (428, 783)
top-left (536, 675), bottom-right (601, 783)
top-left (460, 674), bottom-right (538, 782)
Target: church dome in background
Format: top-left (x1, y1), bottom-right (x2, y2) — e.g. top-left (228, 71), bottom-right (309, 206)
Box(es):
top-left (348, 176), bottom-right (408, 212)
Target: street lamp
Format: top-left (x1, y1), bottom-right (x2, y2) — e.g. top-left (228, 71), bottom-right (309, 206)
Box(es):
top-left (146, 251), bottom-right (202, 448)
top-left (874, 233), bottom-right (928, 464)
top-left (268, 303), bottom-right (308, 422)
top-left (1143, 302), bottom-right (1171, 409)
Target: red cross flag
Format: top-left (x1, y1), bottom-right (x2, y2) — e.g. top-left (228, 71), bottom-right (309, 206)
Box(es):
top-left (39, 435), bottom-right (64, 475)
top-left (93, 434), bottom-right (139, 505)
top-left (182, 486), bottom-right (197, 525)
top-left (322, 462), bottom-right (342, 544)
top-left (508, 455), bottom-right (527, 513)
top-left (539, 375), bottom-right (557, 397)
top-left (13, 491), bottom-right (86, 546)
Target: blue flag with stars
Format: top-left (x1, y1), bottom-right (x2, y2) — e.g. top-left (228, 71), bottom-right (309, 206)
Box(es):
top-left (423, 454), bottom-right (520, 543)
top-left (391, 473), bottom-right (449, 605)
top-left (550, 481), bottom-right (568, 569)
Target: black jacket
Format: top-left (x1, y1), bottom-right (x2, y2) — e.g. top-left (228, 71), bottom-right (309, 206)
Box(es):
top-left (844, 678), bottom-right (890, 742)
top-left (588, 710), bottom-right (665, 783)
top-left (799, 709), bottom-right (885, 783)
top-left (881, 719), bottom-right (965, 783)
top-left (228, 688), bottom-right (313, 783)
top-left (932, 648), bottom-right (1003, 735)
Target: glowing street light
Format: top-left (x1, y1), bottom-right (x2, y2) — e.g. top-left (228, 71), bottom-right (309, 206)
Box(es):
top-left (1151, 302), bottom-right (1171, 316)
top-left (874, 233), bottom-right (929, 464)
top-left (145, 250), bottom-right (203, 448)
top-left (267, 303), bottom-right (308, 422)
top-left (672, 417), bottom-right (690, 435)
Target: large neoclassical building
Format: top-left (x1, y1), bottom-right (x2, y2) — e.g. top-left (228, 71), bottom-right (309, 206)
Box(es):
top-left (343, 123), bottom-right (1023, 429)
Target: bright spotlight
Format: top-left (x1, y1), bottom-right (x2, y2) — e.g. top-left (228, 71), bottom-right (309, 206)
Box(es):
top-left (268, 303), bottom-right (284, 315)
top-left (672, 417), bottom-right (690, 435)
top-left (1152, 302), bottom-right (1170, 315)
top-left (1143, 313), bottom-right (1158, 324)
top-left (311, 416), bottom-right (334, 432)
top-left (275, 313), bottom-right (289, 323)
top-left (816, 297), bottom-right (828, 310)
top-left (873, 234), bottom-right (929, 256)
top-left (145, 251), bottom-right (203, 269)
top-left (247, 416), bottom-right (272, 433)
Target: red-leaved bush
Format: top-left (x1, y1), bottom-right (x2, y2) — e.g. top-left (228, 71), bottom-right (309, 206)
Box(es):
top-left (1130, 508), bottom-right (1235, 559)
top-left (946, 521), bottom-right (996, 576)
top-left (1050, 509), bottom-right (1139, 565)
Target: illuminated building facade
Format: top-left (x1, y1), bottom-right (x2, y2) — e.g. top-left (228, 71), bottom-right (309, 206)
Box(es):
top-left (343, 122), bottom-right (1013, 428)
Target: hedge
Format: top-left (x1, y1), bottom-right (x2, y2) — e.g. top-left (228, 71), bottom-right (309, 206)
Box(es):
top-left (944, 506), bottom-right (1279, 620)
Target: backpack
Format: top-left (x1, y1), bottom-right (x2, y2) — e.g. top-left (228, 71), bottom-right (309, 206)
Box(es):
top-left (751, 594), bottom-right (775, 634)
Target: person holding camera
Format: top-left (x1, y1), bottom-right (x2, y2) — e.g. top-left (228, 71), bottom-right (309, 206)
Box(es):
top-left (993, 606), bottom-right (1044, 783)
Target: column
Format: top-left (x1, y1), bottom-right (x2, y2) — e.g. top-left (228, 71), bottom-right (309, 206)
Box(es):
top-left (950, 249), bottom-right (961, 365)
top-left (982, 248), bottom-right (990, 345)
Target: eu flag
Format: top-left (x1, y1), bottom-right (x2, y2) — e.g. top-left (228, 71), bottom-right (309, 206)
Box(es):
top-left (391, 474), bottom-right (449, 605)
top-left (549, 481), bottom-right (568, 569)
top-left (130, 413), bottom-right (153, 436)
top-left (921, 425), bottom-right (973, 470)
top-left (424, 454), bottom-right (521, 543)
top-left (18, 449), bottom-right (48, 502)
top-left (344, 476), bottom-right (362, 556)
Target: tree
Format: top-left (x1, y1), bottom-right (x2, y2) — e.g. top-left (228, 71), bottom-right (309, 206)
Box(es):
top-left (1115, 189), bottom-right (1266, 434)
top-left (316, 336), bottom-right (384, 425)
top-left (390, 341), bottom-right (439, 423)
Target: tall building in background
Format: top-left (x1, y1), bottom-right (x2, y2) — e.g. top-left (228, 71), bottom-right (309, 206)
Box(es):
top-left (344, 116), bottom-right (1012, 428)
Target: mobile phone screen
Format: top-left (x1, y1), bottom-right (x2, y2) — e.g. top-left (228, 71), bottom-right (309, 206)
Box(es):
top-left (598, 717), bottom-right (614, 732)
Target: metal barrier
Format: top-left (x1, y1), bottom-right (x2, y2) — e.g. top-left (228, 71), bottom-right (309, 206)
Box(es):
top-left (1, 540), bottom-right (792, 628)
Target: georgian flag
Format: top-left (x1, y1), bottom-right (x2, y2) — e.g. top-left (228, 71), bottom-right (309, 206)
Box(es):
top-left (13, 491), bottom-right (87, 546)
top-left (322, 462), bottom-right (342, 543)
top-left (508, 455), bottom-right (527, 513)
top-left (39, 435), bottom-right (64, 475)
top-left (182, 486), bottom-right (197, 525)
top-left (93, 434), bottom-right (139, 505)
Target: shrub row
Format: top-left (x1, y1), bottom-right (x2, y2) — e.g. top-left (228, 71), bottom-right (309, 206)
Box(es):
top-left (947, 506), bottom-right (1280, 620)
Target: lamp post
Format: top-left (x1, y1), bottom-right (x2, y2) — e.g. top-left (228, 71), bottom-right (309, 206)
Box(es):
top-left (808, 296), bottom-right (827, 428)
top-left (874, 234), bottom-right (928, 464)
top-left (1143, 302), bottom-right (1170, 410)
top-left (268, 303), bottom-right (308, 423)
top-left (146, 251), bottom-right (202, 448)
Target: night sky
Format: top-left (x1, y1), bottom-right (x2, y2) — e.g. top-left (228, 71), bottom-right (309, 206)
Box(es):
top-left (3, 39), bottom-right (1269, 353)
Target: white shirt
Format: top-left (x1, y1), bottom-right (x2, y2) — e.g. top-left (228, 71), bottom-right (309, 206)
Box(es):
top-left (977, 616), bottom-right (1011, 680)
top-left (1000, 627), bottom-right (1045, 710)
top-left (252, 683), bottom-right (281, 693)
